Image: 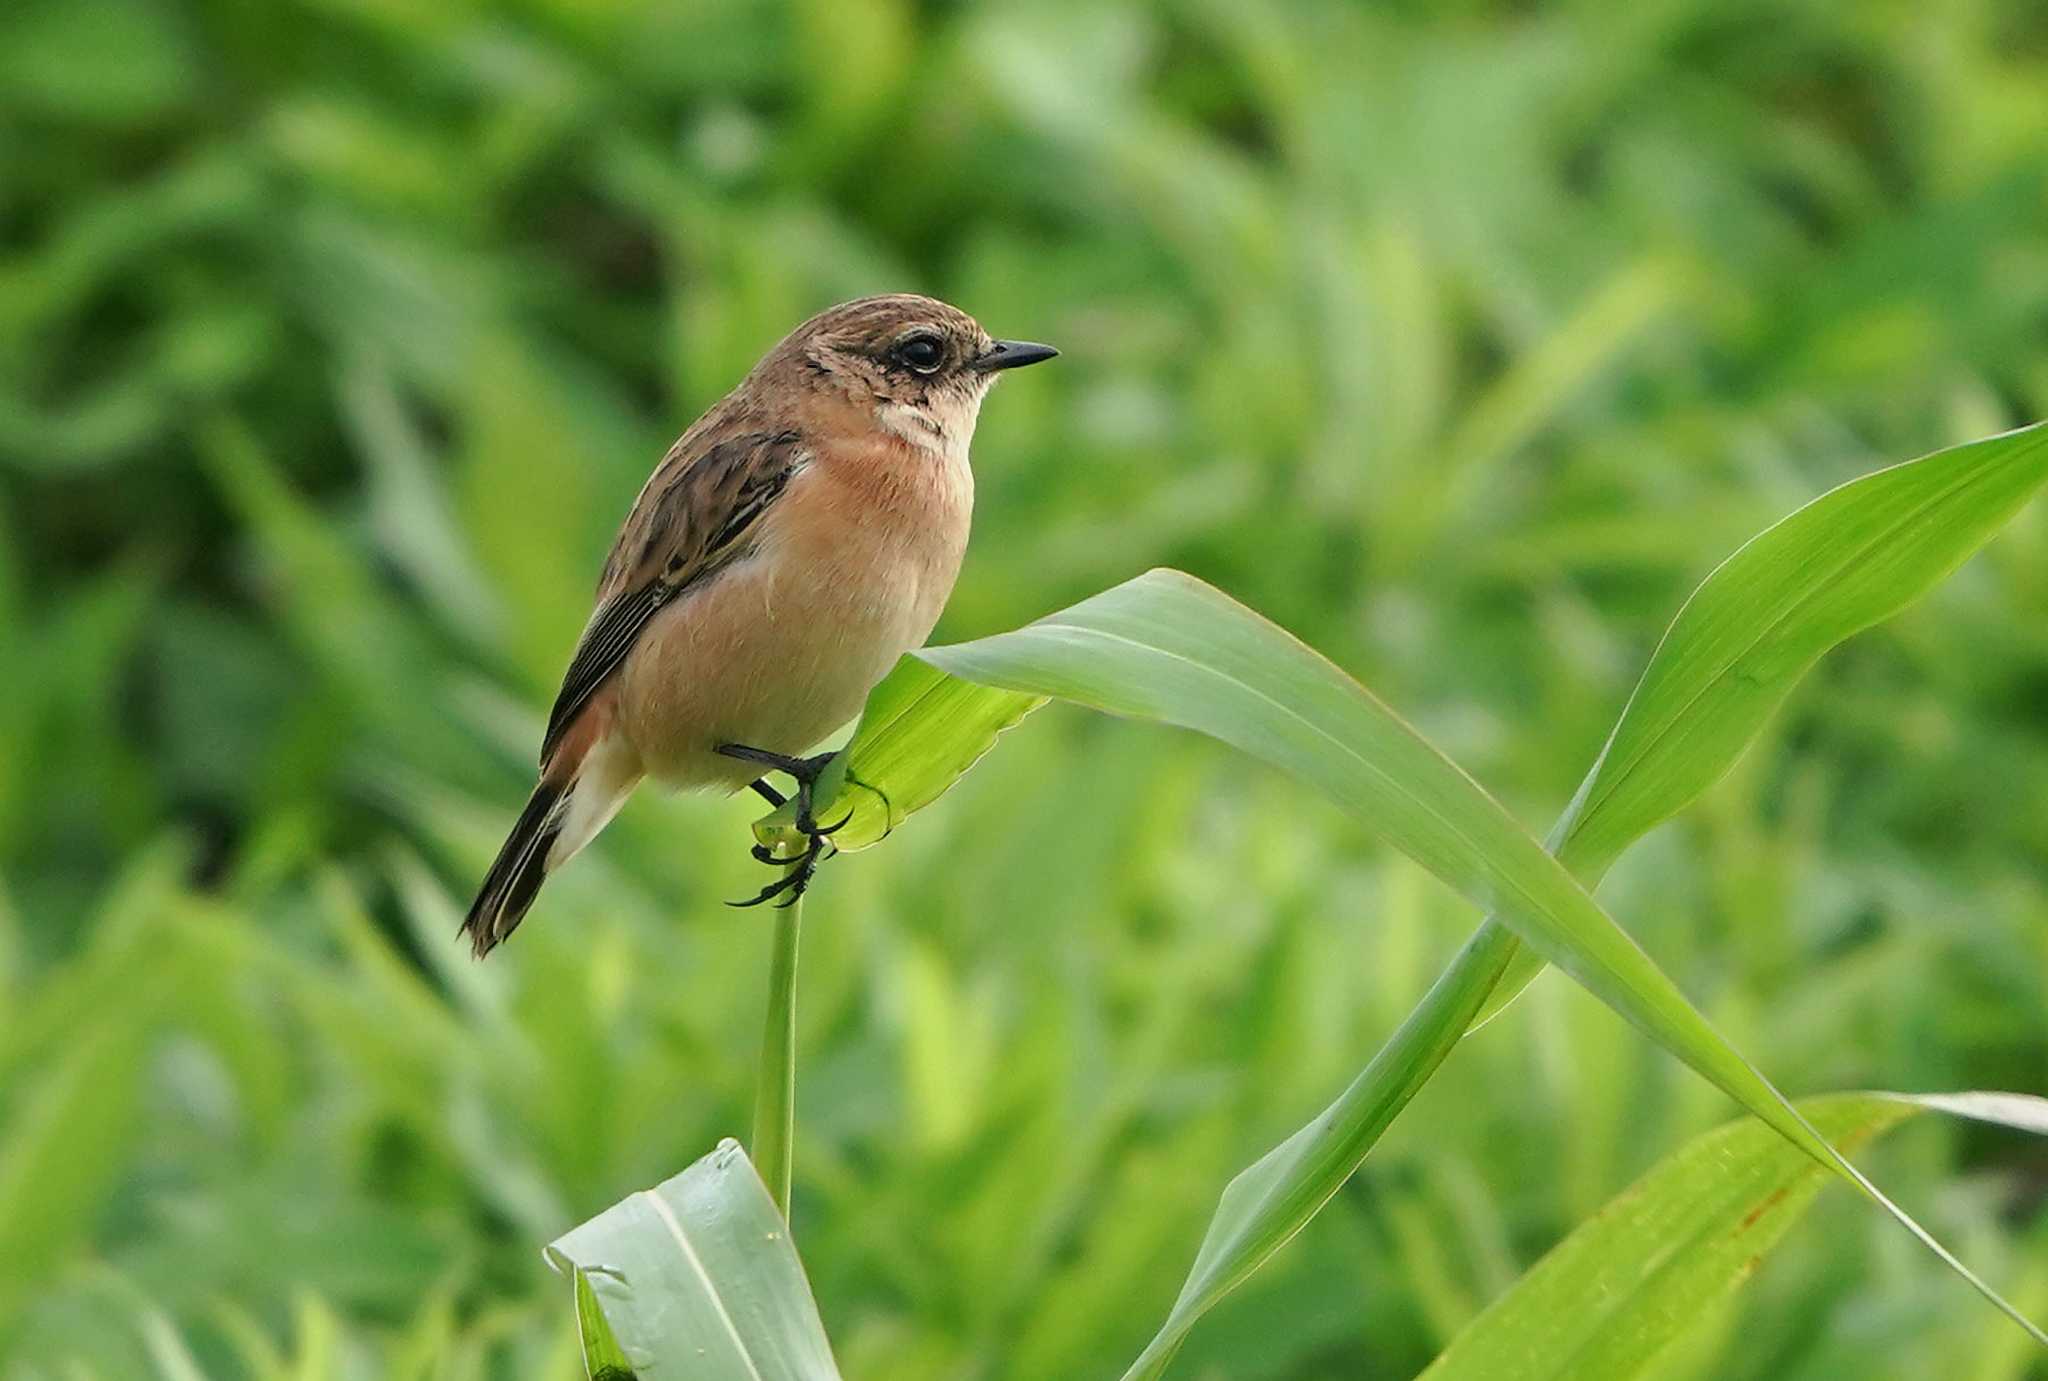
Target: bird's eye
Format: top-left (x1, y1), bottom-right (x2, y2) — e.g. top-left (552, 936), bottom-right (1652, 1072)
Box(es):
top-left (896, 334), bottom-right (945, 373)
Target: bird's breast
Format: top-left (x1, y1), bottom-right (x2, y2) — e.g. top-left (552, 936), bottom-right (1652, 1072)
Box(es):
top-left (616, 432), bottom-right (973, 788)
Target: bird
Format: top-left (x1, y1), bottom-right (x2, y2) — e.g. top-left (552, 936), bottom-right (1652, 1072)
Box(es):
top-left (460, 294), bottom-right (1057, 956)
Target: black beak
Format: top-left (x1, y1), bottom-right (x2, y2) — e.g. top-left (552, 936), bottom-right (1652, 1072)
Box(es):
top-left (975, 339), bottom-right (1059, 372)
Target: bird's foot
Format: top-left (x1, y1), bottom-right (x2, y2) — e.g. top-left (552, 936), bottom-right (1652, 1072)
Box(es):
top-left (729, 828), bottom-right (828, 908)
top-left (721, 743), bottom-right (849, 908)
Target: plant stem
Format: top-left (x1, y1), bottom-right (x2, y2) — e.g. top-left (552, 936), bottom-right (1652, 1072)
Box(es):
top-left (753, 882), bottom-right (802, 1220)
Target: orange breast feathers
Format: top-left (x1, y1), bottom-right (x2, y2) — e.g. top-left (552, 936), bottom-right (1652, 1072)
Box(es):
top-left (610, 433), bottom-right (972, 789)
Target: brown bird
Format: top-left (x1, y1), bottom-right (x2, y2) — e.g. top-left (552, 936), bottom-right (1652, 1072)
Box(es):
top-left (462, 294), bottom-right (1057, 956)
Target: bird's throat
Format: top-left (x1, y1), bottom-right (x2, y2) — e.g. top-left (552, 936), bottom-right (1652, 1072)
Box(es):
top-left (876, 388), bottom-right (983, 467)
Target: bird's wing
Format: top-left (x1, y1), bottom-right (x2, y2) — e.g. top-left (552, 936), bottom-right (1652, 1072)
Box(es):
top-left (539, 427), bottom-right (804, 766)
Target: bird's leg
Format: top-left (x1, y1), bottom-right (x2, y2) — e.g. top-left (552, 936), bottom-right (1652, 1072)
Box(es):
top-left (719, 744), bottom-right (846, 907)
top-left (743, 776), bottom-right (793, 868)
top-left (717, 743), bottom-right (834, 782)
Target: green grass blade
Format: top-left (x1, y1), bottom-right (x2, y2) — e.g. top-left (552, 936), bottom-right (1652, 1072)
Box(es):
top-left (918, 569), bottom-right (2047, 1355)
top-left (545, 1140), bottom-right (841, 1381)
top-left (572, 1268), bottom-right (638, 1381)
top-left (753, 656), bottom-right (1042, 854)
top-left (1421, 1092), bottom-right (2048, 1380)
top-left (1473, 419), bottom-right (2048, 1026)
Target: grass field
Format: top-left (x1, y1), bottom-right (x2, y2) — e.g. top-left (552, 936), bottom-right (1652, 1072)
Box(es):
top-left (3, 0), bottom-right (2047, 1376)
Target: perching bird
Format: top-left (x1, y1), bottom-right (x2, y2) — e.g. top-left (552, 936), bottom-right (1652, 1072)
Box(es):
top-left (461, 295), bottom-right (1057, 956)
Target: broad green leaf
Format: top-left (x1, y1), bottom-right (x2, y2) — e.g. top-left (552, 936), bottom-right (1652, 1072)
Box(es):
top-left (916, 568), bottom-right (2045, 1369)
top-left (752, 655), bottom-right (1041, 853)
top-left (1111, 421), bottom-right (2048, 1373)
top-left (1422, 1092), bottom-right (2048, 1381)
top-left (545, 1139), bottom-right (841, 1381)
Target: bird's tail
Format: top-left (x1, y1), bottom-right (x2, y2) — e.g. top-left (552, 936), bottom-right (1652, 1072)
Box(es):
top-left (462, 728), bottom-right (639, 958)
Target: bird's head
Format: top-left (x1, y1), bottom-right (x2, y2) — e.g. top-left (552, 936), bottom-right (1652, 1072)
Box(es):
top-left (772, 294), bottom-right (1057, 458)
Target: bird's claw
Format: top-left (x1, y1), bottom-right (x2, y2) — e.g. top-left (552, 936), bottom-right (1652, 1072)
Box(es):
top-left (726, 743), bottom-right (846, 905)
top-left (729, 865), bottom-right (807, 908)
top-left (729, 828), bottom-right (828, 907)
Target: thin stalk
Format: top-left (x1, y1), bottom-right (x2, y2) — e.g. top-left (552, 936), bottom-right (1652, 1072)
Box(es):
top-left (753, 881), bottom-right (802, 1220)
top-left (1122, 918), bottom-right (1520, 1380)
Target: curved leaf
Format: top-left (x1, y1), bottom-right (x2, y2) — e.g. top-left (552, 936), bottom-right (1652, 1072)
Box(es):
top-left (916, 568), bottom-right (2045, 1370)
top-left (1104, 420), bottom-right (2048, 1373)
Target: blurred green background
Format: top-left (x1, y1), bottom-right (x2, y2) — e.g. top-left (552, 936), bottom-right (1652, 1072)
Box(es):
top-left (4, 0), bottom-right (2048, 1376)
